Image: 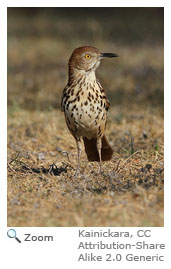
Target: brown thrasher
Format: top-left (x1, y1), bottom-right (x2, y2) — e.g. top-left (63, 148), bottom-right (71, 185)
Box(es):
top-left (61, 46), bottom-right (118, 176)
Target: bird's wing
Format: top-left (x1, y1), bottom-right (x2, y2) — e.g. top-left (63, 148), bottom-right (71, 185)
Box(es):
top-left (96, 80), bottom-right (111, 111)
top-left (61, 85), bottom-right (68, 112)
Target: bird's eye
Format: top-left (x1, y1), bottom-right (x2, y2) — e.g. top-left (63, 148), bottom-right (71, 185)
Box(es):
top-left (85, 54), bottom-right (91, 59)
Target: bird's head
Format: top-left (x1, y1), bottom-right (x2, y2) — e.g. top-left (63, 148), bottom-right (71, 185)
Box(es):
top-left (69, 46), bottom-right (118, 72)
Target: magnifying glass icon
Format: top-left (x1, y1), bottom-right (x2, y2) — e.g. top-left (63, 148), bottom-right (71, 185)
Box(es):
top-left (7, 229), bottom-right (21, 243)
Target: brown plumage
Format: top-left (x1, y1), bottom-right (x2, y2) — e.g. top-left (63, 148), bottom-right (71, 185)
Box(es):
top-left (83, 135), bottom-right (113, 162)
top-left (61, 46), bottom-right (118, 175)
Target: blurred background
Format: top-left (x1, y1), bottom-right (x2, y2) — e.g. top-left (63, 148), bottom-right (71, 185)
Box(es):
top-left (7, 8), bottom-right (164, 227)
top-left (8, 7), bottom-right (163, 112)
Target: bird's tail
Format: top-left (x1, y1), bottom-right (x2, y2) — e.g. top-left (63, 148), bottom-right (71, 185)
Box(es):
top-left (83, 135), bottom-right (113, 162)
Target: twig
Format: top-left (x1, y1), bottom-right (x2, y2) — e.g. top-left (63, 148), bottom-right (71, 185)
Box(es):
top-left (115, 159), bottom-right (121, 172)
top-left (8, 152), bottom-right (20, 165)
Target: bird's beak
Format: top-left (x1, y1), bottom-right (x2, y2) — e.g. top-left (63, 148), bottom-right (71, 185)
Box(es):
top-left (100, 53), bottom-right (118, 58)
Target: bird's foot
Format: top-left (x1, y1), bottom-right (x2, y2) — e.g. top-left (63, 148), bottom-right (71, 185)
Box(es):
top-left (98, 164), bottom-right (102, 174)
top-left (74, 168), bottom-right (80, 178)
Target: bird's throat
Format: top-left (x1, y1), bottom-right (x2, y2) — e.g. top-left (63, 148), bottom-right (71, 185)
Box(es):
top-left (68, 67), bottom-right (97, 85)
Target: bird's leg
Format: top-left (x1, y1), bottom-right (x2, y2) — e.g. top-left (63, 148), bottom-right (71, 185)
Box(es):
top-left (75, 138), bottom-right (82, 177)
top-left (97, 138), bottom-right (102, 173)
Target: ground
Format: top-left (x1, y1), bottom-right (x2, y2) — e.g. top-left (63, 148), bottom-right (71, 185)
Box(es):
top-left (7, 8), bottom-right (164, 227)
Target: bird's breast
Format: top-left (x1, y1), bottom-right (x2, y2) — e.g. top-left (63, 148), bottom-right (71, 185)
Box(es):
top-left (64, 83), bottom-right (107, 138)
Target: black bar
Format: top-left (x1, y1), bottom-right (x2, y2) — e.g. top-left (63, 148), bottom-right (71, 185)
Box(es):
top-left (15, 237), bottom-right (21, 243)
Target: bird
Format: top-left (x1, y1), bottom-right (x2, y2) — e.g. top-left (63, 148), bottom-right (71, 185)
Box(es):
top-left (61, 46), bottom-right (118, 176)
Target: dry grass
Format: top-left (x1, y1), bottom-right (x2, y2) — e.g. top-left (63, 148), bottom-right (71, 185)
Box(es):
top-left (7, 8), bottom-right (164, 227)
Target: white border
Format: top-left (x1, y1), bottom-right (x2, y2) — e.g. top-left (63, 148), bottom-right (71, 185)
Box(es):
top-left (1, 1), bottom-right (170, 268)
top-left (5, 0), bottom-right (165, 8)
top-left (0, 4), bottom-right (7, 229)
